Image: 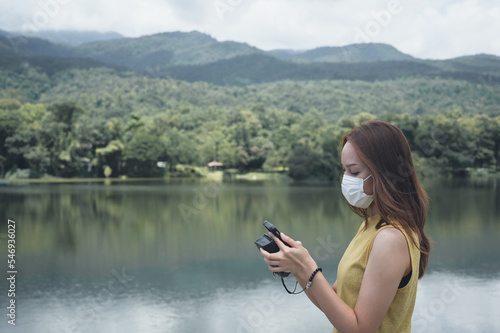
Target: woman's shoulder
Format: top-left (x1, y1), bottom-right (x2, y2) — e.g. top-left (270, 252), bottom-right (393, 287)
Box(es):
top-left (383, 218), bottom-right (420, 246)
top-left (373, 227), bottom-right (408, 253)
top-left (370, 227), bottom-right (412, 275)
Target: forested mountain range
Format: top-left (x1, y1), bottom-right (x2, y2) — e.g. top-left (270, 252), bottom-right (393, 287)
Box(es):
top-left (1, 30), bottom-right (499, 121)
top-left (1, 65), bottom-right (499, 121)
top-left (1, 30), bottom-right (499, 180)
top-left (1, 30), bottom-right (499, 86)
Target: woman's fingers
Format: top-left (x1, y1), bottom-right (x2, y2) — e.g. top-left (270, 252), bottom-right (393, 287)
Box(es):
top-left (260, 248), bottom-right (281, 261)
top-left (260, 249), bottom-right (282, 271)
top-left (271, 232), bottom-right (300, 251)
top-left (280, 232), bottom-right (297, 246)
top-left (268, 264), bottom-right (283, 272)
top-left (260, 234), bottom-right (308, 274)
top-left (262, 255), bottom-right (280, 266)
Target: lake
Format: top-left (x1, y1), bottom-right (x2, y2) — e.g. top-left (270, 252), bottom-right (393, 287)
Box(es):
top-left (0, 176), bottom-right (499, 332)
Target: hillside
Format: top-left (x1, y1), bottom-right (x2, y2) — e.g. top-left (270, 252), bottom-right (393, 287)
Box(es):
top-left (1, 65), bottom-right (499, 123)
top-left (0, 35), bottom-right (74, 57)
top-left (75, 31), bottom-right (264, 70)
top-left (165, 53), bottom-right (500, 86)
top-left (425, 54), bottom-right (500, 75)
top-left (1, 30), bottom-right (500, 87)
top-left (11, 30), bottom-right (124, 46)
top-left (1, 66), bottom-right (499, 180)
top-left (0, 35), bottom-right (122, 79)
top-left (269, 43), bottom-right (414, 62)
top-left (1, 30), bottom-right (499, 180)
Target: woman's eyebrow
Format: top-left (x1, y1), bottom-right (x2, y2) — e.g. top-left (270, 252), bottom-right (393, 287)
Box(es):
top-left (344, 163), bottom-right (359, 168)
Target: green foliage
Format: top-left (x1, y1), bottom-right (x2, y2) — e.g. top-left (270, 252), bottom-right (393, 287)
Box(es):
top-left (3, 66), bottom-right (498, 123)
top-left (3, 31), bottom-right (500, 91)
top-left (0, 98), bottom-right (21, 110)
top-left (103, 165), bottom-right (112, 178)
top-left (75, 31), bottom-right (263, 70)
top-left (95, 140), bottom-right (124, 176)
top-left (270, 43), bottom-right (414, 63)
top-left (287, 146), bottom-right (337, 181)
top-left (123, 132), bottom-right (166, 177)
top-left (49, 102), bottom-right (85, 127)
top-left (1, 61), bottom-right (499, 180)
top-left (2, 32), bottom-right (499, 180)
top-left (1, 97), bottom-right (498, 179)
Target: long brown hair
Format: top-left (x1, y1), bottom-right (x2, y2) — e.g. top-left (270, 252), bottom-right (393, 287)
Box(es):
top-left (340, 120), bottom-right (431, 278)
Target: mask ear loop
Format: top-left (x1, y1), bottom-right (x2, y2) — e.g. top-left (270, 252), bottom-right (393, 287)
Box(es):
top-left (363, 174), bottom-right (372, 182)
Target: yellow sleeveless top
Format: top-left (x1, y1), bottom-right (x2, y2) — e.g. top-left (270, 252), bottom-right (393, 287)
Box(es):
top-left (332, 214), bottom-right (420, 333)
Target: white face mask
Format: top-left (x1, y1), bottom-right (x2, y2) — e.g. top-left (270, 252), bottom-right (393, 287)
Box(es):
top-left (341, 174), bottom-right (373, 209)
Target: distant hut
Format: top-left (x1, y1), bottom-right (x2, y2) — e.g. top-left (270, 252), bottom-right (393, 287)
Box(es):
top-left (207, 161), bottom-right (224, 171)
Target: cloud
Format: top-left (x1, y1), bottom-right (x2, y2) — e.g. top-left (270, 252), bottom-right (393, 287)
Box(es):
top-left (209, 0), bottom-right (500, 58)
top-left (380, 0), bottom-right (500, 58)
top-left (0, 0), bottom-right (498, 59)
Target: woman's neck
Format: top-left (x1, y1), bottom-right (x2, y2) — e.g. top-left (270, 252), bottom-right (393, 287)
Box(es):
top-left (369, 203), bottom-right (380, 216)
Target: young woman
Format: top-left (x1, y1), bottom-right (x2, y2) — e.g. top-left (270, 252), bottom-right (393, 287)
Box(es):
top-left (260, 120), bottom-right (431, 332)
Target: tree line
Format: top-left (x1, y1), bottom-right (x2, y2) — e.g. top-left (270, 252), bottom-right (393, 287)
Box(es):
top-left (1, 99), bottom-right (498, 180)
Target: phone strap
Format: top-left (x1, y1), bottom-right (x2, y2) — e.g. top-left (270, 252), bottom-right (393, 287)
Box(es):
top-left (275, 267), bottom-right (323, 295)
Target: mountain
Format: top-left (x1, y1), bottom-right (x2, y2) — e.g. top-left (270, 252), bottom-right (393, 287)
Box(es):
top-left (165, 53), bottom-right (500, 86)
top-left (1, 29), bottom-right (499, 86)
top-left (268, 49), bottom-right (306, 59)
top-left (0, 35), bottom-right (117, 76)
top-left (75, 31), bottom-right (264, 71)
top-left (13, 30), bottom-right (124, 46)
top-left (0, 29), bottom-right (12, 37)
top-left (0, 54), bottom-right (116, 76)
top-left (0, 34), bottom-right (74, 57)
top-left (269, 43), bottom-right (414, 63)
top-left (75, 33), bottom-right (415, 72)
top-left (425, 54), bottom-right (500, 75)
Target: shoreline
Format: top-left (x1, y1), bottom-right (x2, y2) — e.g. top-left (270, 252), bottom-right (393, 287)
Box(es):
top-left (0, 177), bottom-right (168, 184)
top-left (0, 172), bottom-right (292, 184)
top-left (0, 169), bottom-right (497, 185)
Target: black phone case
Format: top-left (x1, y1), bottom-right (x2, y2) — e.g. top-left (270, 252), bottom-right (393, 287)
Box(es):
top-left (263, 220), bottom-right (291, 247)
top-left (255, 220), bottom-right (291, 277)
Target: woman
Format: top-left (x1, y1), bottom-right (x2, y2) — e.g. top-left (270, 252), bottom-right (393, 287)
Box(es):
top-left (260, 120), bottom-right (431, 332)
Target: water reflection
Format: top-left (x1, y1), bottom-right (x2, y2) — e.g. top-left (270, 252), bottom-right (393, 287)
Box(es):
top-left (12, 272), bottom-right (500, 333)
top-left (0, 177), bottom-right (498, 332)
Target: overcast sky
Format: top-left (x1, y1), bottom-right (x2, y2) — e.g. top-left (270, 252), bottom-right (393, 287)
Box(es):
top-left (0, 0), bottom-right (498, 59)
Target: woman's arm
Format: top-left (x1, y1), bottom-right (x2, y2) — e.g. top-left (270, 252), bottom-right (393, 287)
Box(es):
top-left (289, 242), bottom-right (338, 310)
top-left (261, 229), bottom-right (410, 333)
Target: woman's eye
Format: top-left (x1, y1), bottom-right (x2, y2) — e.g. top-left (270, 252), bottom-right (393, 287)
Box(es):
top-left (351, 172), bottom-right (359, 176)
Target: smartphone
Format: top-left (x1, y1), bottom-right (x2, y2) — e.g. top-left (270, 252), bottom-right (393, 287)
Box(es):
top-left (256, 220), bottom-right (291, 277)
top-left (263, 220), bottom-right (291, 247)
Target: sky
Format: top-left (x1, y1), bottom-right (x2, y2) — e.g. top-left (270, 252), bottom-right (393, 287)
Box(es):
top-left (0, 0), bottom-right (498, 60)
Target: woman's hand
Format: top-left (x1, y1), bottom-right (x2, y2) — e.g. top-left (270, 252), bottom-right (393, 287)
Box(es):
top-left (260, 232), bottom-right (317, 278)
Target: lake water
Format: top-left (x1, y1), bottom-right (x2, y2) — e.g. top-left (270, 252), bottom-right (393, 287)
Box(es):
top-left (0, 177), bottom-right (499, 332)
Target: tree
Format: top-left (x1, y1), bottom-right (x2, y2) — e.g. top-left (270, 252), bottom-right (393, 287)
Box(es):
top-left (49, 102), bottom-right (85, 129)
top-left (462, 115), bottom-right (499, 168)
top-left (123, 132), bottom-right (166, 177)
top-left (5, 127), bottom-right (50, 177)
top-left (96, 140), bottom-right (124, 177)
top-left (287, 145), bottom-right (336, 181)
top-left (414, 113), bottom-right (475, 174)
top-left (0, 101), bottom-right (22, 173)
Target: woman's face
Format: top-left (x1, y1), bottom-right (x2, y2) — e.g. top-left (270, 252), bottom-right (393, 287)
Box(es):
top-left (341, 141), bottom-right (374, 195)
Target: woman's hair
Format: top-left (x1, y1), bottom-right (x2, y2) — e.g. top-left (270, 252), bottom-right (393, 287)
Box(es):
top-left (340, 120), bottom-right (431, 279)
